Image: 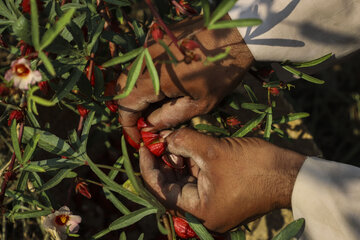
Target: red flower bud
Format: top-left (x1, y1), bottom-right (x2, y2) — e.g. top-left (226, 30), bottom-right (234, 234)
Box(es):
top-left (147, 142), bottom-right (166, 157)
top-left (140, 131), bottom-right (159, 146)
top-left (269, 87), bottom-right (280, 96)
top-left (123, 129), bottom-right (140, 150)
top-left (22, 0), bottom-right (44, 14)
top-left (75, 182), bottom-right (92, 199)
top-left (151, 23), bottom-right (164, 42)
top-left (77, 105), bottom-right (89, 117)
top-left (8, 110), bottom-right (24, 126)
top-left (226, 117), bottom-right (241, 127)
top-left (181, 39), bottom-right (200, 51)
top-left (137, 117), bottom-right (149, 130)
top-left (106, 100), bottom-right (118, 113)
top-left (38, 81), bottom-right (50, 95)
top-left (173, 216), bottom-right (197, 239)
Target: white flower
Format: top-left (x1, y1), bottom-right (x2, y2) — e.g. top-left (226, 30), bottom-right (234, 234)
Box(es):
top-left (43, 206), bottom-right (82, 240)
top-left (4, 58), bottom-right (42, 90)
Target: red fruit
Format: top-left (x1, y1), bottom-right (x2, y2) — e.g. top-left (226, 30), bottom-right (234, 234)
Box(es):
top-left (106, 100), bottom-right (118, 113)
top-left (147, 142), bottom-right (166, 157)
top-left (8, 110), bottom-right (24, 126)
top-left (22, 0), bottom-right (44, 13)
top-left (141, 131), bottom-right (159, 146)
top-left (181, 39), bottom-right (200, 51)
top-left (173, 216), bottom-right (197, 239)
top-left (226, 117), bottom-right (241, 127)
top-left (38, 81), bottom-right (50, 95)
top-left (269, 87), bottom-right (280, 96)
top-left (151, 23), bottom-right (163, 42)
top-left (77, 105), bottom-right (89, 117)
top-left (137, 117), bottom-right (149, 130)
top-left (123, 129), bottom-right (140, 150)
top-left (75, 182), bottom-right (92, 199)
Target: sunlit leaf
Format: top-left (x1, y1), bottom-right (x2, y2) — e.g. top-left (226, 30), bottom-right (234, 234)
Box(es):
top-left (290, 53), bottom-right (332, 68)
top-left (232, 112), bottom-right (267, 137)
top-left (244, 84), bottom-right (258, 103)
top-left (264, 107), bottom-right (272, 141)
top-left (272, 218), bottom-right (305, 240)
top-left (274, 112), bottom-right (310, 124)
top-left (12, 209), bottom-right (52, 220)
top-left (109, 208), bottom-right (157, 230)
top-left (229, 229), bottom-right (246, 240)
top-left (144, 48), bottom-right (160, 95)
top-left (185, 212), bottom-right (214, 240)
top-left (207, 0), bottom-right (237, 27)
top-left (102, 47), bottom-right (144, 68)
top-left (200, 0), bottom-right (210, 26)
top-left (194, 124), bottom-right (229, 136)
top-left (204, 47), bottom-right (231, 64)
top-left (282, 65), bottom-right (324, 84)
top-left (208, 19), bottom-right (262, 30)
top-left (30, 0), bottom-right (40, 50)
top-left (241, 103), bottom-right (267, 111)
top-left (22, 133), bottom-right (40, 164)
top-left (38, 51), bottom-right (56, 76)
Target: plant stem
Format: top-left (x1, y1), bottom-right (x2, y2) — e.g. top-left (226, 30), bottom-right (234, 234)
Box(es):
top-left (162, 214), bottom-right (173, 240)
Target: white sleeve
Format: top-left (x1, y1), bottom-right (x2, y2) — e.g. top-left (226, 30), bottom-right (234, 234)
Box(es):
top-left (291, 157), bottom-right (360, 240)
top-left (228, 0), bottom-right (360, 62)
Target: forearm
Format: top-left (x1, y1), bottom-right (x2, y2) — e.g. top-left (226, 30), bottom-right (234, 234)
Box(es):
top-left (229, 0), bottom-right (360, 62)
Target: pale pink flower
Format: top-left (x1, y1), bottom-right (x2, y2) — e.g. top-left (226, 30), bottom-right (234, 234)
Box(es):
top-left (43, 206), bottom-right (81, 240)
top-left (4, 58), bottom-right (42, 90)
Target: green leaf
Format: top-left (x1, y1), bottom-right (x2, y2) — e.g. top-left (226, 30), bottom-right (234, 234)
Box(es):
top-left (102, 47), bottom-right (144, 68)
top-left (22, 133), bottom-right (40, 163)
top-left (205, 46), bottom-right (231, 64)
top-left (194, 124), bottom-right (229, 136)
top-left (92, 228), bottom-right (112, 239)
top-left (30, 0), bottom-right (40, 50)
top-left (208, 0), bottom-right (237, 27)
top-left (282, 65), bottom-right (325, 84)
top-left (23, 164), bottom-right (46, 172)
top-left (291, 53), bottom-right (332, 68)
top-left (52, 67), bottom-right (84, 103)
top-left (158, 40), bottom-right (178, 64)
top-left (94, 66), bottom-right (104, 97)
top-left (29, 157), bottom-right (82, 171)
top-left (138, 233), bottom-right (144, 240)
top-left (103, 188), bottom-right (130, 215)
top-left (119, 232), bottom-right (127, 240)
top-left (264, 107), bottom-right (272, 141)
top-left (208, 19), bottom-right (262, 30)
top-left (10, 120), bottom-right (22, 164)
top-left (16, 171), bottom-right (29, 192)
top-left (272, 218), bottom-right (305, 240)
top-left (12, 209), bottom-right (52, 220)
top-left (201, 0), bottom-right (210, 26)
top-left (40, 9), bottom-right (76, 51)
top-left (274, 112), bottom-right (310, 124)
top-left (22, 127), bottom-right (76, 157)
top-left (29, 172), bottom-right (52, 207)
top-left (109, 208), bottom-right (157, 231)
top-left (80, 111), bottom-right (95, 153)
top-left (68, 129), bottom-right (80, 150)
top-left (12, 15), bottom-right (32, 46)
top-left (113, 50), bottom-right (145, 100)
top-left (104, 0), bottom-right (131, 7)
top-left (185, 212), bottom-right (214, 240)
top-left (229, 229), bottom-right (246, 240)
top-left (232, 112), bottom-right (266, 138)
top-left (87, 19), bottom-right (105, 53)
top-left (244, 84), bottom-right (258, 103)
top-left (108, 156), bottom-right (124, 180)
top-left (144, 48), bottom-right (160, 95)
top-left (30, 95), bottom-right (57, 107)
top-left (38, 51), bottom-right (56, 76)
top-left (38, 169), bottom-right (72, 192)
top-left (133, 20), bottom-right (145, 45)
top-left (241, 103), bottom-right (267, 111)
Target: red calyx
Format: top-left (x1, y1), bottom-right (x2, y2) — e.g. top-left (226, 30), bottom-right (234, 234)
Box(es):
top-left (106, 100), bottom-right (118, 113)
top-left (22, 0), bottom-right (44, 14)
top-left (38, 81), bottom-right (50, 95)
top-left (140, 131), bottom-right (159, 146)
top-left (147, 142), bottom-right (166, 157)
top-left (181, 39), bottom-right (200, 51)
top-left (173, 216), bottom-right (198, 239)
top-left (226, 117), bottom-right (241, 127)
top-left (123, 129), bottom-right (140, 150)
top-left (137, 117), bottom-right (149, 130)
top-left (77, 105), bottom-right (90, 117)
top-left (175, 0), bottom-right (198, 16)
top-left (151, 23), bottom-right (164, 42)
top-left (8, 110), bottom-right (24, 126)
top-left (269, 87), bottom-right (280, 96)
top-left (75, 182), bottom-right (92, 199)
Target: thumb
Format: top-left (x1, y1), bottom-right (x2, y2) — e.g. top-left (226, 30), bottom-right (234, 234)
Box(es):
top-left (144, 96), bottom-right (213, 132)
top-left (165, 128), bottom-right (218, 170)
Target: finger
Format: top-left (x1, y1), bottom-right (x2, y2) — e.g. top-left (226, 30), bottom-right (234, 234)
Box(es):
top-left (144, 96), bottom-right (213, 132)
top-left (139, 146), bottom-right (201, 213)
top-left (165, 128), bottom-right (218, 170)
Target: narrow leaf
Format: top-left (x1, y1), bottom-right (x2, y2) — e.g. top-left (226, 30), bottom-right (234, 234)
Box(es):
top-left (39, 51), bottom-right (56, 76)
top-left (241, 103), bottom-right (267, 110)
top-left (23, 164), bottom-right (46, 172)
top-left (29, 157), bottom-right (82, 171)
top-left (144, 48), bottom-right (160, 95)
top-left (10, 120), bottom-right (22, 163)
top-left (102, 47), bottom-right (144, 68)
top-left (274, 112), bottom-right (310, 124)
top-left (229, 229), bottom-right (246, 240)
top-left (244, 84), bottom-right (258, 103)
top-left (208, 19), bottom-right (262, 30)
top-left (92, 228), bottom-right (112, 239)
top-left (22, 133), bottom-right (40, 163)
top-left (109, 208), bottom-right (157, 230)
top-left (80, 111), bottom-right (95, 153)
top-left (38, 169), bottom-right (72, 192)
top-left (40, 8), bottom-right (76, 50)
top-left (31, 94), bottom-right (57, 106)
top-left (53, 67), bottom-right (84, 102)
top-left (272, 218), bottom-right (305, 240)
top-left (103, 188), bottom-right (130, 215)
top-left (205, 46), bottom-right (231, 64)
top-left (208, 0), bottom-right (237, 27)
top-left (264, 107), bottom-right (272, 141)
top-left (12, 209), bottom-right (52, 220)
top-left (282, 65), bottom-right (325, 84)
top-left (194, 124), bottom-right (229, 136)
top-left (87, 19), bottom-right (105, 53)
top-left (185, 212), bottom-right (214, 240)
top-left (201, 0), bottom-right (210, 26)
top-left (291, 53), bottom-right (332, 68)
top-left (30, 0), bottom-right (40, 50)
top-left (158, 40), bottom-right (178, 64)
top-left (113, 50), bottom-right (145, 100)
top-left (232, 112), bottom-right (266, 138)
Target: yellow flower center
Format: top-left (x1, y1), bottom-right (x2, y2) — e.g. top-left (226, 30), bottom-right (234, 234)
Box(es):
top-left (55, 214), bottom-right (69, 226)
top-left (14, 64), bottom-right (30, 77)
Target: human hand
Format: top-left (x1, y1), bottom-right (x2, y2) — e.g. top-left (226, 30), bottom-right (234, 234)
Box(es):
top-left (116, 15), bottom-right (253, 144)
top-left (139, 128), bottom-right (305, 233)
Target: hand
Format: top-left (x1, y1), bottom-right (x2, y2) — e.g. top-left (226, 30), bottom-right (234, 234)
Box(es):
top-left (116, 15), bottom-right (253, 143)
top-left (139, 128), bottom-right (305, 233)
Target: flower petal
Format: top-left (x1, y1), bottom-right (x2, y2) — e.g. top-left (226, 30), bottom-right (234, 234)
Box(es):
top-left (31, 70), bottom-right (42, 84)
